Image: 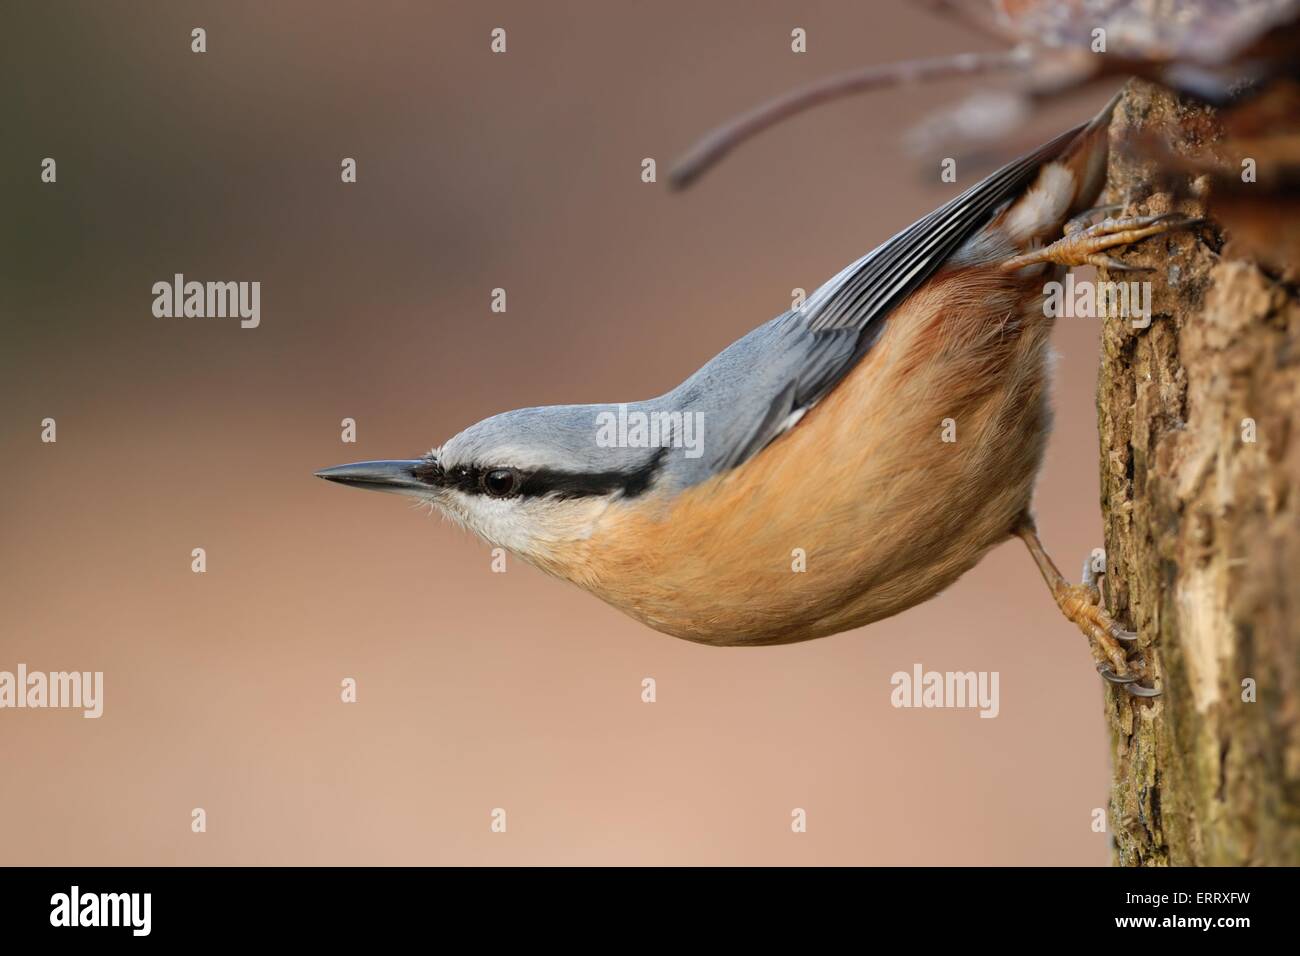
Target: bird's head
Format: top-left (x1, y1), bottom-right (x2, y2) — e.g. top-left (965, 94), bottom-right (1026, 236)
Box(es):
top-left (315, 404), bottom-right (672, 563)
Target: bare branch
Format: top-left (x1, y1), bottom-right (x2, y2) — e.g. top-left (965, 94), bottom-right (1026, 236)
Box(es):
top-left (669, 48), bottom-right (1032, 190)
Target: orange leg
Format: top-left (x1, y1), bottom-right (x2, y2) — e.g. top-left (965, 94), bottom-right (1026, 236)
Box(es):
top-left (1000, 213), bottom-right (1202, 272)
top-left (1013, 515), bottom-right (1159, 697)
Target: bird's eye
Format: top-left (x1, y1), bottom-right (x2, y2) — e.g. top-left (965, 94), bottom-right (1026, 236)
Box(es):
top-left (481, 468), bottom-right (520, 498)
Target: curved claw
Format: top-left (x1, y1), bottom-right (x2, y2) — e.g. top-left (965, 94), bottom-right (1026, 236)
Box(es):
top-left (1098, 664), bottom-right (1162, 697)
top-left (1065, 203), bottom-right (1125, 235)
top-left (1097, 664), bottom-right (1141, 684)
top-left (1093, 255), bottom-right (1153, 273)
top-left (1152, 213), bottom-right (1206, 229)
top-left (1110, 625), bottom-right (1139, 643)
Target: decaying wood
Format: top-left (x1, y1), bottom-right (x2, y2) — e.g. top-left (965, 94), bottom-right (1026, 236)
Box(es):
top-left (1099, 79), bottom-right (1300, 865)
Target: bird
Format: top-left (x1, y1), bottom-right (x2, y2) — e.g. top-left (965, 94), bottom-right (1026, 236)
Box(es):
top-left (318, 92), bottom-right (1194, 695)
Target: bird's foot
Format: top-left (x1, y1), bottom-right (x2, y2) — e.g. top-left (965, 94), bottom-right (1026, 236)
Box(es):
top-left (1014, 519), bottom-right (1160, 697)
top-left (1063, 203), bottom-right (1125, 236)
top-left (1000, 212), bottom-right (1203, 272)
top-left (1053, 579), bottom-right (1159, 698)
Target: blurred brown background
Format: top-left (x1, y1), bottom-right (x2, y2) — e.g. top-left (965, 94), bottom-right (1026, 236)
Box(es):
top-left (1, 1), bottom-right (1118, 865)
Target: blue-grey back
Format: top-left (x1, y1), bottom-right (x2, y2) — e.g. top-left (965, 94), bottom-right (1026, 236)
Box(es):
top-left (440, 121), bottom-right (1086, 494)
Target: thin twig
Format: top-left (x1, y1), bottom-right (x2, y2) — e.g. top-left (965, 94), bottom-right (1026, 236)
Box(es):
top-left (669, 48), bottom-right (1032, 190)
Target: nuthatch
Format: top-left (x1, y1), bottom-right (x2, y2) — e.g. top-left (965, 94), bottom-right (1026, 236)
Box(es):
top-left (319, 93), bottom-right (1193, 695)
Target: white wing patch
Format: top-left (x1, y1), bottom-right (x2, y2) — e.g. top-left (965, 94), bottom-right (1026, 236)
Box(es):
top-left (1003, 162), bottom-right (1076, 243)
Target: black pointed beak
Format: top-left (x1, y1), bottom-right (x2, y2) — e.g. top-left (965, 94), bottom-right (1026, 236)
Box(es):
top-left (314, 459), bottom-right (431, 495)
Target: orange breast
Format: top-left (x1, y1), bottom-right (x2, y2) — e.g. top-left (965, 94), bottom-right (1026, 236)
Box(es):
top-left (542, 265), bottom-right (1057, 646)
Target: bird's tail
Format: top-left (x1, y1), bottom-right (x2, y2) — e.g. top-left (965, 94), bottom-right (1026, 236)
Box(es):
top-left (1057, 88), bottom-right (1124, 215)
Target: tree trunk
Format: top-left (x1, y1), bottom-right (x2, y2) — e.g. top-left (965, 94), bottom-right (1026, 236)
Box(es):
top-left (1099, 80), bottom-right (1300, 865)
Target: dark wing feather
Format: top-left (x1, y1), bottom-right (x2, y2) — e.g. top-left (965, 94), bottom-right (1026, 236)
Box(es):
top-left (706, 123), bottom-right (1085, 474)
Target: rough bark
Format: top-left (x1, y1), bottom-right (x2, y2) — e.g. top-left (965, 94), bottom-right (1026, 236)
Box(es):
top-left (1099, 80), bottom-right (1300, 865)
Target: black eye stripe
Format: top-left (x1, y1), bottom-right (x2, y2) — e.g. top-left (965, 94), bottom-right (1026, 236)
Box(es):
top-left (411, 459), bottom-right (445, 485)
top-left (420, 448), bottom-right (666, 501)
top-left (449, 465), bottom-right (479, 494)
top-left (520, 448), bottom-right (666, 500)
